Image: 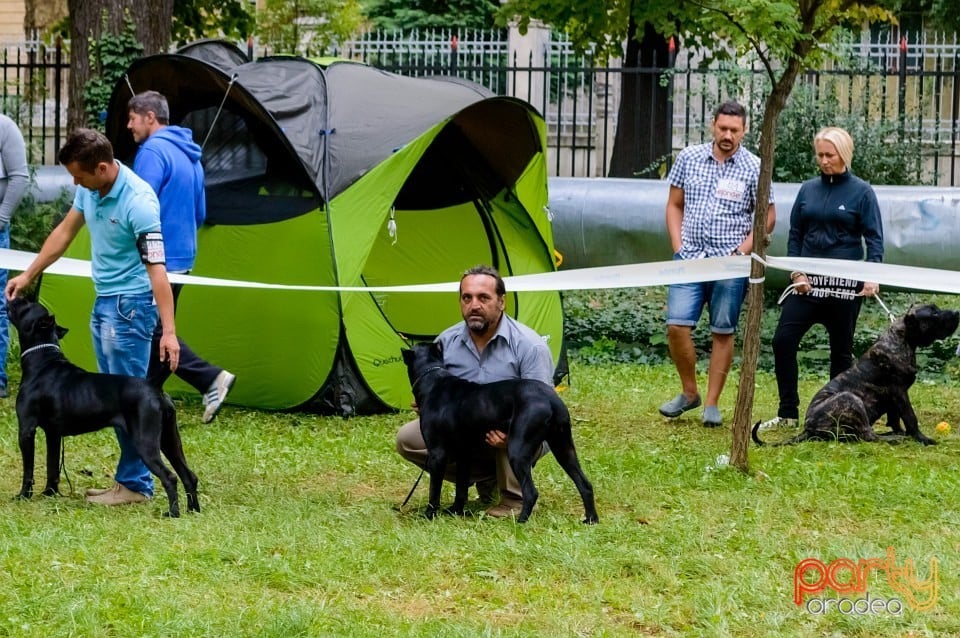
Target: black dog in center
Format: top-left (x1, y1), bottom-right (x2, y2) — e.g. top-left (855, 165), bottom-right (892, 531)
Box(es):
top-left (9, 297), bottom-right (200, 517)
top-left (402, 341), bottom-right (598, 524)
top-left (753, 303), bottom-right (959, 447)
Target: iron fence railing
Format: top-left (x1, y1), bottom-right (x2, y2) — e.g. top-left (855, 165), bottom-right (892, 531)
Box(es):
top-left (0, 42), bottom-right (66, 165)
top-left (4, 32), bottom-right (959, 185)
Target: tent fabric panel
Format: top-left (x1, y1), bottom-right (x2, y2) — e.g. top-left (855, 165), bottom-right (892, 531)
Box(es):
top-left (327, 127), bottom-right (442, 287)
top-left (451, 98), bottom-right (543, 190)
top-left (360, 203), bottom-right (493, 338)
top-left (323, 63), bottom-right (492, 199)
top-left (512, 150), bottom-right (554, 255)
top-left (179, 212), bottom-right (340, 409)
top-left (341, 292), bottom-right (414, 411)
top-left (39, 229), bottom-right (97, 373)
top-left (235, 58), bottom-right (328, 189)
top-left (176, 39), bottom-right (249, 69)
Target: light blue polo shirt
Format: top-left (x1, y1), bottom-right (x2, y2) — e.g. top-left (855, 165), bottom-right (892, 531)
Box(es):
top-left (72, 162), bottom-right (161, 296)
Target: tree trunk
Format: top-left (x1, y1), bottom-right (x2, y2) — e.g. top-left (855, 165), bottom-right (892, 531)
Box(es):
top-left (67, 0), bottom-right (173, 131)
top-left (729, 59), bottom-right (805, 473)
top-left (607, 19), bottom-right (675, 178)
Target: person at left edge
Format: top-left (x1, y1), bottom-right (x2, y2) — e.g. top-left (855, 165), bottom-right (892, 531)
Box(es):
top-left (0, 113), bottom-right (30, 398)
top-left (5, 128), bottom-right (180, 507)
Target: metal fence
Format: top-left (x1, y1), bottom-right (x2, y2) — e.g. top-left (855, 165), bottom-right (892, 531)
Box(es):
top-left (0, 42), bottom-right (66, 166)
top-left (333, 30), bottom-right (960, 186)
top-left (4, 32), bottom-right (960, 185)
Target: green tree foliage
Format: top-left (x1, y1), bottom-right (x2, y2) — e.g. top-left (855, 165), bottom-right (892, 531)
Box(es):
top-left (84, 12), bottom-right (143, 129)
top-left (257, 0), bottom-right (366, 55)
top-left (172, 0), bottom-right (256, 44)
top-left (901, 0), bottom-right (960, 33)
top-left (364, 0), bottom-right (500, 31)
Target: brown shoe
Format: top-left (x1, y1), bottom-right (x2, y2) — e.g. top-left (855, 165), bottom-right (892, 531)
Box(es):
top-left (85, 482), bottom-right (119, 497)
top-left (485, 497), bottom-right (523, 518)
top-left (85, 482), bottom-right (148, 506)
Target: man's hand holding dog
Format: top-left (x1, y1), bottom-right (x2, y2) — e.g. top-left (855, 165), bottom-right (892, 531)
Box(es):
top-left (485, 430), bottom-right (508, 449)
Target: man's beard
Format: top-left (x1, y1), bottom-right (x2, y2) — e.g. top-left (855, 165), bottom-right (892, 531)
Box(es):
top-left (466, 316), bottom-right (489, 333)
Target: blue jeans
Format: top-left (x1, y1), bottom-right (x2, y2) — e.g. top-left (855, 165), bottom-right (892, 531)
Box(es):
top-left (0, 224), bottom-right (9, 388)
top-left (666, 255), bottom-right (748, 334)
top-left (90, 292), bottom-right (158, 496)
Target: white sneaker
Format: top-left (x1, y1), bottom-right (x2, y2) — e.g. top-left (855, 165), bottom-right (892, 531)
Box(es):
top-left (757, 416), bottom-right (799, 432)
top-left (202, 370), bottom-right (236, 423)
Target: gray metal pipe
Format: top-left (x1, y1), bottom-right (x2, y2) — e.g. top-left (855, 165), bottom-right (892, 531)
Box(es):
top-left (548, 177), bottom-right (960, 286)
top-left (30, 166), bottom-right (76, 203)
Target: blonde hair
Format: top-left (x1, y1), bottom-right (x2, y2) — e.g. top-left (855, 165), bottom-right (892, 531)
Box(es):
top-left (813, 127), bottom-right (854, 170)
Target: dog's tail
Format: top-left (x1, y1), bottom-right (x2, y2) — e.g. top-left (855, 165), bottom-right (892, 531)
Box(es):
top-left (751, 421), bottom-right (809, 447)
top-left (751, 421), bottom-right (766, 446)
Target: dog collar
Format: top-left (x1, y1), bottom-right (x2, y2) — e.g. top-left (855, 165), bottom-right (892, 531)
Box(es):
top-left (411, 365), bottom-right (445, 391)
top-left (20, 343), bottom-right (61, 359)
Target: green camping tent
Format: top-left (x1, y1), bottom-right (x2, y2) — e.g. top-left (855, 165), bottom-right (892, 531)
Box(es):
top-left (40, 41), bottom-right (563, 415)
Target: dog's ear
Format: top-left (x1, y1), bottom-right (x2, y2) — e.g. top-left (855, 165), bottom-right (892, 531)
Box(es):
top-left (401, 348), bottom-right (413, 364)
top-left (431, 340), bottom-right (444, 358)
top-left (56, 324), bottom-right (69, 339)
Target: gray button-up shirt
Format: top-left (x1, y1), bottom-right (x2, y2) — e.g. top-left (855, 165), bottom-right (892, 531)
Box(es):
top-left (435, 313), bottom-right (554, 386)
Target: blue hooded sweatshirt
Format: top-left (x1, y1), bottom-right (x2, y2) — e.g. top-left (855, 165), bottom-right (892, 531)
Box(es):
top-left (133, 125), bottom-right (205, 271)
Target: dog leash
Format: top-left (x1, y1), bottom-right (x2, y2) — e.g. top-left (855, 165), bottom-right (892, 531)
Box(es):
top-left (872, 293), bottom-right (897, 323)
top-left (396, 470), bottom-right (424, 512)
top-left (59, 443), bottom-right (74, 495)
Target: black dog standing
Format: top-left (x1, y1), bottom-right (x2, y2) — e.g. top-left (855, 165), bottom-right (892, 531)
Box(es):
top-left (753, 303), bottom-right (959, 446)
top-left (403, 341), bottom-right (598, 524)
top-left (10, 297), bottom-right (200, 517)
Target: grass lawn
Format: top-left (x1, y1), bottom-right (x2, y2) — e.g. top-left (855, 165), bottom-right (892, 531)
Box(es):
top-left (0, 360), bottom-right (957, 637)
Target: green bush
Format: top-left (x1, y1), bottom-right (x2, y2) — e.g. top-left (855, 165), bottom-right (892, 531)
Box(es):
top-left (745, 81), bottom-right (928, 186)
top-left (9, 181), bottom-right (70, 254)
top-left (562, 287), bottom-right (959, 379)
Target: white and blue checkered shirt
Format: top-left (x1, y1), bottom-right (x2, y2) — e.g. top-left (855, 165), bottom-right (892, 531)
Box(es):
top-left (668, 142), bottom-right (771, 259)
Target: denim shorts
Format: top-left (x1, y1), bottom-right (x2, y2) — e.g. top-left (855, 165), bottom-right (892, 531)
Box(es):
top-left (665, 257), bottom-right (748, 334)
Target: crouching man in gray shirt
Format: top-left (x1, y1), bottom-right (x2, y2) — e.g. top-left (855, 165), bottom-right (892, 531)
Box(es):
top-left (395, 264), bottom-right (555, 518)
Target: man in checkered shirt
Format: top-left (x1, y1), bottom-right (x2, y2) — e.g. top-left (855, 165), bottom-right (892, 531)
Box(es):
top-left (658, 100), bottom-right (776, 428)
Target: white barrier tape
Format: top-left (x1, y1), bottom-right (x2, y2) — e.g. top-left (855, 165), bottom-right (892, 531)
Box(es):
top-left (1, 247), bottom-right (957, 294)
top-left (0, 248), bottom-right (750, 293)
top-left (762, 255), bottom-right (960, 295)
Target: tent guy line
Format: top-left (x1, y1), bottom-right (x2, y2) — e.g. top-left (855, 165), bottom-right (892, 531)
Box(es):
top-left (4, 248), bottom-right (958, 295)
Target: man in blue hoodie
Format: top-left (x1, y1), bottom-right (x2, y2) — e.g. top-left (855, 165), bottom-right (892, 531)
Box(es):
top-left (126, 91), bottom-right (235, 424)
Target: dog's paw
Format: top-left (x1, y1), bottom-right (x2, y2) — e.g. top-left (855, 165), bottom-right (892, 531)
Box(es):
top-left (40, 487), bottom-right (60, 497)
top-left (918, 436), bottom-right (937, 446)
top-left (12, 493), bottom-right (32, 501)
top-left (582, 515), bottom-right (599, 525)
top-left (442, 505), bottom-right (466, 517)
top-left (423, 505), bottom-right (440, 520)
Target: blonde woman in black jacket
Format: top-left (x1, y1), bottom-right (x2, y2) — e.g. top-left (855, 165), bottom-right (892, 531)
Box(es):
top-left (760, 126), bottom-right (884, 430)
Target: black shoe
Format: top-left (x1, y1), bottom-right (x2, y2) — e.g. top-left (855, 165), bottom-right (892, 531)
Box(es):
top-left (475, 479), bottom-right (498, 504)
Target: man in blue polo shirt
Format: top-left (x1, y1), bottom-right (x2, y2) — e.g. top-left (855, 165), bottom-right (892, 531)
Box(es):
top-left (6, 128), bottom-right (180, 507)
top-left (659, 101), bottom-right (776, 428)
top-left (395, 265), bottom-right (554, 518)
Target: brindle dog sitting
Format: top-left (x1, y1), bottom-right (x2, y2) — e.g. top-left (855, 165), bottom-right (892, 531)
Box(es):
top-left (753, 303), bottom-right (959, 447)
top-left (402, 341), bottom-right (598, 524)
